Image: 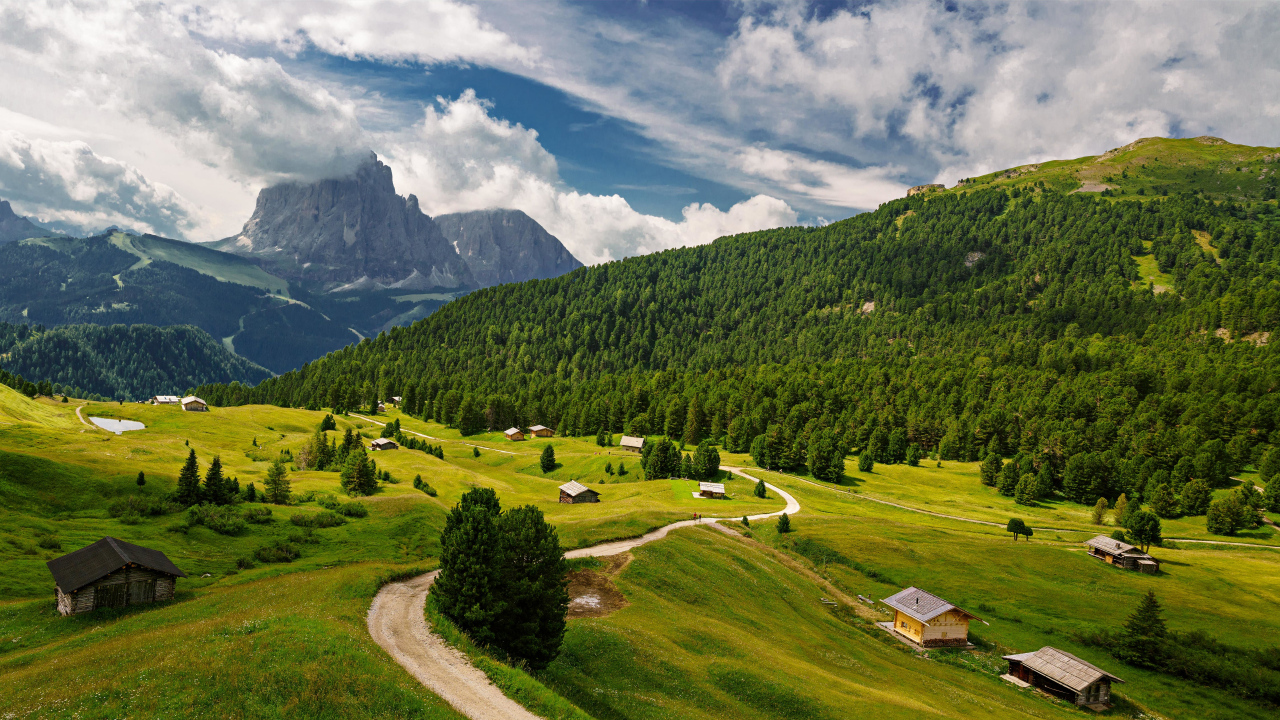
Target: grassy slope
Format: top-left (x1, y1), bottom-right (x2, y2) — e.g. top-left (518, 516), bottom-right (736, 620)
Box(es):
top-left (0, 563), bottom-right (465, 720)
top-left (111, 232), bottom-right (291, 295)
top-left (2, 397), bottom-right (1278, 719)
top-left (943, 136), bottom-right (1280, 201)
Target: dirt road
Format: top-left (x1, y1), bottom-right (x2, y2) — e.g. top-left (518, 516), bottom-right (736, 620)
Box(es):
top-left (367, 474), bottom-right (798, 719)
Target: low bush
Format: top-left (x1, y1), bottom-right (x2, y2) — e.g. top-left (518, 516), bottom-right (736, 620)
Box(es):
top-left (36, 534), bottom-right (62, 551)
top-left (253, 540), bottom-right (301, 564)
top-left (338, 501), bottom-right (368, 518)
top-left (236, 556), bottom-right (256, 569)
top-left (119, 511), bottom-right (142, 525)
top-left (287, 529), bottom-right (320, 545)
top-left (316, 494), bottom-right (341, 511)
top-left (186, 504), bottom-right (248, 535)
top-left (290, 511), bottom-right (346, 529)
top-left (108, 495), bottom-right (182, 518)
top-left (293, 490), bottom-right (318, 504)
top-left (243, 507), bottom-right (273, 524)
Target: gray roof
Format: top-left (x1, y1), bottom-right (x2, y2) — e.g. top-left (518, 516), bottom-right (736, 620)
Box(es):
top-left (529, 425), bottom-right (550, 432)
top-left (370, 438), bottom-right (397, 447)
top-left (619, 436), bottom-right (645, 448)
top-left (699, 482), bottom-right (726, 494)
top-left (882, 587), bottom-right (980, 623)
top-left (181, 395), bottom-right (205, 405)
top-left (1084, 535), bottom-right (1151, 557)
top-left (504, 427), bottom-right (522, 435)
top-left (47, 537), bottom-right (186, 593)
top-left (559, 481), bottom-right (596, 497)
top-left (1003, 647), bottom-right (1123, 690)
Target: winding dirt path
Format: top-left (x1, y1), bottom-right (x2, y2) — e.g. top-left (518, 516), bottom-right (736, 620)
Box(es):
top-left (349, 413), bottom-right (518, 455)
top-left (367, 475), bottom-right (798, 720)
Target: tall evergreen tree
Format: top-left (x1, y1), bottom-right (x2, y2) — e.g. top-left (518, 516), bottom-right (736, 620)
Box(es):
top-left (980, 452), bottom-right (1003, 488)
top-left (540, 444), bottom-right (556, 473)
top-left (1118, 591), bottom-right (1168, 667)
top-left (203, 456), bottom-right (229, 505)
top-left (265, 458), bottom-right (290, 505)
top-left (434, 488), bottom-right (506, 647)
top-left (176, 450), bottom-right (201, 506)
top-left (493, 505), bottom-right (570, 670)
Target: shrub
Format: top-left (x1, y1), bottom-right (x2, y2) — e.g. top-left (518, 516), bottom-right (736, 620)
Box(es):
top-left (857, 454), bottom-right (874, 473)
top-left (185, 504), bottom-right (248, 535)
top-left (243, 506), bottom-right (273, 524)
top-left (236, 556), bottom-right (256, 570)
top-left (288, 529), bottom-right (320, 545)
top-left (776, 513), bottom-right (792, 533)
top-left (36, 534), bottom-right (62, 550)
top-left (339, 501), bottom-right (369, 518)
top-left (316, 494), bottom-right (341, 511)
top-left (108, 495), bottom-right (181, 518)
top-left (253, 540), bottom-right (301, 563)
top-left (293, 490), bottom-right (318, 504)
top-left (119, 511), bottom-right (142, 525)
top-left (290, 511), bottom-right (347, 528)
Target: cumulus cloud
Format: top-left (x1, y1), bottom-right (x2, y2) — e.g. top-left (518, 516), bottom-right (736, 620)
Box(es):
top-left (0, 130), bottom-right (197, 237)
top-left (383, 92), bottom-right (797, 263)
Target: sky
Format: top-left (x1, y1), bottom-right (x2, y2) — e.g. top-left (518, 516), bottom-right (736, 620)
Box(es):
top-left (0, 0), bottom-right (1277, 264)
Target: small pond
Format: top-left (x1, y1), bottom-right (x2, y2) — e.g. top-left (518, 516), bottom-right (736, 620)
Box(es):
top-left (90, 417), bottom-right (146, 435)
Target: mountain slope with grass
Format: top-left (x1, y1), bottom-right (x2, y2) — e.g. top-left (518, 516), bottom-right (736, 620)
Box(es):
top-left (0, 321), bottom-right (271, 400)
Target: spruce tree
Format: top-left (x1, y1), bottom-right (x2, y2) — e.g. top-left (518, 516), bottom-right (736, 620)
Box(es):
top-left (596, 426), bottom-right (608, 447)
top-left (1149, 483), bottom-right (1180, 518)
top-left (355, 452), bottom-right (378, 496)
top-left (604, 461), bottom-right (613, 475)
top-left (754, 479), bottom-right (767, 498)
top-left (434, 488), bottom-right (506, 647)
top-left (540, 444), bottom-right (556, 473)
top-left (136, 471), bottom-right (145, 488)
top-left (857, 453), bottom-right (874, 473)
top-left (1179, 478), bottom-right (1212, 516)
top-left (905, 443), bottom-right (921, 467)
top-left (203, 456), bottom-right (228, 505)
top-left (493, 504), bottom-right (569, 670)
top-left (176, 449), bottom-right (201, 506)
top-left (1119, 591), bottom-right (1168, 667)
top-left (776, 513), bottom-right (791, 533)
top-left (265, 458), bottom-right (290, 505)
top-left (1091, 497), bottom-right (1109, 524)
top-left (473, 446), bottom-right (481, 458)
top-left (1264, 478), bottom-right (1280, 512)
top-left (1112, 493), bottom-right (1128, 524)
top-left (1014, 474), bottom-right (1036, 505)
top-left (997, 461), bottom-right (1020, 496)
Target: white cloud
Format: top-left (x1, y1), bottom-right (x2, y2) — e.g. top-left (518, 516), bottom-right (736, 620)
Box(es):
top-left (383, 91), bottom-right (797, 264)
top-left (0, 130), bottom-right (197, 237)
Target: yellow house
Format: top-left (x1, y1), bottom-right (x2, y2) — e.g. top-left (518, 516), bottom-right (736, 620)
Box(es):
top-left (881, 587), bottom-right (980, 648)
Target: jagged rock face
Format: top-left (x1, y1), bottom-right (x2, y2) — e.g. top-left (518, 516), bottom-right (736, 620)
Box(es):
top-left (218, 157), bottom-right (474, 290)
top-left (434, 209), bottom-right (583, 287)
top-left (0, 200), bottom-right (48, 244)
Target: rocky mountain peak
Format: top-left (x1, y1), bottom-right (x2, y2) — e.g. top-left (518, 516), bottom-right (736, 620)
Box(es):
top-left (434, 209), bottom-right (583, 287)
top-left (0, 199), bottom-right (48, 245)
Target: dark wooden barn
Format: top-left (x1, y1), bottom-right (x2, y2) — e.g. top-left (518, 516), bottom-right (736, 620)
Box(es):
top-left (559, 480), bottom-right (600, 504)
top-left (1003, 646), bottom-right (1124, 709)
top-left (46, 537), bottom-right (187, 615)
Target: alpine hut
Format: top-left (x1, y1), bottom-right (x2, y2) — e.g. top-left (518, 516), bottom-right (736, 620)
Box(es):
top-left (1083, 535), bottom-right (1160, 573)
top-left (504, 427), bottom-right (526, 441)
top-left (370, 438), bottom-right (398, 451)
top-left (698, 482), bottom-right (726, 498)
top-left (1003, 646), bottom-right (1123, 709)
top-left (880, 587), bottom-right (979, 648)
top-left (47, 537), bottom-right (186, 615)
top-left (180, 396), bottom-right (208, 412)
top-left (559, 480), bottom-right (600, 504)
top-left (619, 436), bottom-right (645, 453)
top-left (529, 425), bottom-right (554, 438)
top-left (151, 395), bottom-right (180, 405)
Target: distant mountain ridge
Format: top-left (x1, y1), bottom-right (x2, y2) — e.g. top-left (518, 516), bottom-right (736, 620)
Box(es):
top-left (435, 209), bottom-right (583, 286)
top-left (0, 200), bottom-right (51, 244)
top-left (0, 321), bottom-right (271, 400)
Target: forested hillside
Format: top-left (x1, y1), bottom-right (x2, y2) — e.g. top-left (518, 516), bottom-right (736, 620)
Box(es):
top-left (197, 150), bottom-right (1280, 514)
top-left (0, 322), bottom-right (271, 400)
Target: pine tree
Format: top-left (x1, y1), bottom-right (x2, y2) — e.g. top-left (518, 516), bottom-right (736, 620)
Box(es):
top-left (434, 488), bottom-right (506, 648)
top-left (1112, 493), bottom-right (1128, 524)
top-left (1264, 478), bottom-right (1280, 512)
top-left (136, 471), bottom-right (145, 487)
top-left (1118, 591), bottom-right (1168, 667)
top-left (1205, 496), bottom-right (1240, 535)
top-left (245, 482), bottom-right (257, 502)
top-left (980, 452), bottom-right (1003, 487)
top-left (1149, 483), bottom-right (1180, 518)
top-left (1014, 473), bottom-right (1036, 505)
top-left (858, 454), bottom-right (874, 473)
top-left (176, 449), bottom-right (201, 506)
top-left (203, 456), bottom-right (229, 505)
top-left (492, 504), bottom-right (569, 670)
top-left (1259, 446), bottom-right (1280, 483)
top-left (997, 461), bottom-right (1020, 496)
top-left (355, 452), bottom-right (378, 496)
top-left (540, 444), bottom-right (556, 473)
top-left (596, 426), bottom-right (608, 447)
top-left (604, 461), bottom-right (613, 475)
top-left (617, 461), bottom-right (627, 476)
top-left (776, 513), bottom-right (791, 533)
top-left (265, 458), bottom-right (290, 505)
top-left (473, 446), bottom-right (481, 458)
top-left (754, 479), bottom-right (767, 498)
top-left (1179, 478), bottom-right (1212, 516)
top-left (905, 443), bottom-right (921, 467)
top-left (682, 396), bottom-right (703, 447)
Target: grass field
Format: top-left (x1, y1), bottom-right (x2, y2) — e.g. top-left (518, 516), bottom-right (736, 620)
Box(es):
top-left (1, 386), bottom-right (1277, 719)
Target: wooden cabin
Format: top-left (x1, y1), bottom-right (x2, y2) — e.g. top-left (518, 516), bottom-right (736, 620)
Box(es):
top-left (619, 436), bottom-right (645, 453)
top-left (1083, 535), bottom-right (1160, 574)
top-left (180, 396), bottom-right (207, 412)
top-left (529, 425), bottom-right (554, 438)
top-left (46, 537), bottom-right (186, 615)
top-left (559, 480), bottom-right (600, 504)
top-left (390, 396), bottom-right (402, 404)
top-left (881, 587), bottom-right (979, 648)
top-left (504, 427), bottom-right (526, 441)
top-left (698, 482), bottom-right (726, 498)
top-left (370, 438), bottom-right (398, 451)
top-left (151, 395), bottom-right (180, 405)
top-left (1004, 647), bottom-right (1123, 709)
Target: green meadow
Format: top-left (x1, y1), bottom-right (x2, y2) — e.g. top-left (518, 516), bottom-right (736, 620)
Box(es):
top-left (1, 385), bottom-right (1277, 719)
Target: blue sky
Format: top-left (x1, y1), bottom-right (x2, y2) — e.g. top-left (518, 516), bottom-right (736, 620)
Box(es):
top-left (0, 1), bottom-right (1276, 263)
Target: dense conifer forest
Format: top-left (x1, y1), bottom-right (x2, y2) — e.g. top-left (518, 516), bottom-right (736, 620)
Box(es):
top-left (191, 187), bottom-right (1280, 513)
top-left (0, 321), bottom-right (271, 400)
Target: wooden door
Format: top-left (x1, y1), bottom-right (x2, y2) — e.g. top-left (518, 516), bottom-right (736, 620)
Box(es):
top-left (94, 583), bottom-right (127, 609)
top-left (128, 580), bottom-right (156, 604)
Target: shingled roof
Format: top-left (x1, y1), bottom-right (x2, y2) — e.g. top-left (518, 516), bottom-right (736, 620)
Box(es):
top-left (47, 537), bottom-right (186, 594)
top-left (1003, 647), bottom-right (1124, 691)
top-left (882, 587), bottom-right (981, 623)
top-left (619, 436), bottom-right (645, 449)
top-left (1084, 535), bottom-right (1151, 557)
